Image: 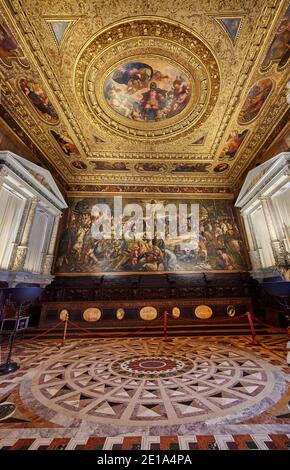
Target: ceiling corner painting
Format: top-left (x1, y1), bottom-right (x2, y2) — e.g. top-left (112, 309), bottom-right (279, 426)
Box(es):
top-left (0, 16), bottom-right (29, 68)
top-left (55, 197), bottom-right (247, 275)
top-left (45, 20), bottom-right (73, 46)
top-left (104, 59), bottom-right (191, 122)
top-left (260, 3), bottom-right (290, 71)
top-left (217, 18), bottom-right (242, 44)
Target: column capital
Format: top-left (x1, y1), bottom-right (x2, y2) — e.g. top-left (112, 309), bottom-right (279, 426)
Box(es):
top-left (249, 250), bottom-right (262, 270)
top-left (42, 254), bottom-right (54, 274)
top-left (0, 167), bottom-right (9, 186)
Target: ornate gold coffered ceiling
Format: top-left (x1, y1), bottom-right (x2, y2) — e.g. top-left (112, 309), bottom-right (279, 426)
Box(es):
top-left (0, 0), bottom-right (289, 194)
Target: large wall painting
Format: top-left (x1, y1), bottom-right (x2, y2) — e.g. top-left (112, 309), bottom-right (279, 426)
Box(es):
top-left (104, 59), bottom-right (191, 122)
top-left (261, 4), bottom-right (290, 71)
top-left (238, 79), bottom-right (273, 124)
top-left (55, 198), bottom-right (247, 274)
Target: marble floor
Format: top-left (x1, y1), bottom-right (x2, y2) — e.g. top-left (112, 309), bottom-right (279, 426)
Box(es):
top-left (0, 334), bottom-right (289, 450)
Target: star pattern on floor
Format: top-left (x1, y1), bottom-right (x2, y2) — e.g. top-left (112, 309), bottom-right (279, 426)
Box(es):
top-left (16, 337), bottom-right (285, 428)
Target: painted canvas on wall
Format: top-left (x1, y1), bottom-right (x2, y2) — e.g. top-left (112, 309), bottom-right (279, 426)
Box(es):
top-left (55, 198), bottom-right (247, 274)
top-left (104, 59), bottom-right (191, 122)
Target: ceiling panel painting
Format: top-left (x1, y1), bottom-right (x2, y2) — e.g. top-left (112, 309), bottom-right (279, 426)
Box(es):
top-left (0, 0), bottom-right (288, 193)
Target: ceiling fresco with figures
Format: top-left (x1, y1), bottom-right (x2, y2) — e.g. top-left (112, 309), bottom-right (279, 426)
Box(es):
top-left (0, 0), bottom-right (289, 195)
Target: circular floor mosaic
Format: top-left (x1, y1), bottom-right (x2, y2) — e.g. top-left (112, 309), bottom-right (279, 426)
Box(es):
top-left (23, 338), bottom-right (284, 429)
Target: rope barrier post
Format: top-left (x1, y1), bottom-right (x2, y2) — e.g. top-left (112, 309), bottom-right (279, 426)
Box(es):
top-left (246, 311), bottom-right (257, 345)
top-left (61, 313), bottom-right (69, 347)
top-left (163, 311), bottom-right (172, 342)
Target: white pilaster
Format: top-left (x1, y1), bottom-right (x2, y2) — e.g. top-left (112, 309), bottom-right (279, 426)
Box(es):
top-left (11, 197), bottom-right (39, 271)
top-left (42, 215), bottom-right (61, 274)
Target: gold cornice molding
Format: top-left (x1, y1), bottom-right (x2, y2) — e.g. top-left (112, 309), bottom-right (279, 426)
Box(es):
top-left (210, 0), bottom-right (280, 156)
top-left (66, 191), bottom-right (234, 200)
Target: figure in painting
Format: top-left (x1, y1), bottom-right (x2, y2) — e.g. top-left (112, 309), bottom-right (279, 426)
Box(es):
top-left (112, 62), bottom-right (153, 93)
top-left (20, 78), bottom-right (59, 123)
top-left (106, 84), bottom-right (132, 118)
top-left (140, 82), bottom-right (167, 121)
top-left (214, 163), bottom-right (229, 173)
top-left (134, 162), bottom-right (167, 172)
top-left (104, 59), bottom-right (191, 122)
top-left (261, 5), bottom-right (290, 70)
top-left (71, 160), bottom-right (87, 170)
top-left (167, 78), bottom-right (190, 118)
top-left (0, 21), bottom-right (29, 67)
top-left (219, 130), bottom-right (248, 160)
top-left (172, 163), bottom-right (211, 173)
top-left (238, 79), bottom-right (273, 124)
top-left (93, 161), bottom-right (129, 171)
top-left (55, 199), bottom-right (247, 275)
top-left (51, 130), bottom-right (79, 156)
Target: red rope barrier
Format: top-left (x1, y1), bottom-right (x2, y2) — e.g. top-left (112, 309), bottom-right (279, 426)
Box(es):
top-left (168, 313), bottom-right (248, 324)
top-left (163, 311), bottom-right (172, 342)
top-left (252, 315), bottom-right (287, 332)
top-left (2, 310), bottom-right (284, 353)
top-left (1, 321), bottom-right (64, 350)
top-left (67, 319), bottom-right (153, 338)
top-left (246, 311), bottom-right (257, 345)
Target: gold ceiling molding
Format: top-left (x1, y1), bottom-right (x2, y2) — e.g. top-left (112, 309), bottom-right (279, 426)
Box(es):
top-left (89, 152), bottom-right (212, 161)
top-left (0, 1), bottom-right (289, 191)
top-left (210, 0), bottom-right (280, 158)
top-left (74, 17), bottom-right (220, 141)
top-left (66, 190), bottom-right (234, 199)
top-left (67, 172), bottom-right (228, 185)
top-left (229, 84), bottom-right (289, 182)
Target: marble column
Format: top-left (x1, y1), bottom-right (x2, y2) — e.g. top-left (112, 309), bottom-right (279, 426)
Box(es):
top-left (242, 212), bottom-right (262, 270)
top-left (11, 197), bottom-right (38, 271)
top-left (42, 215), bottom-right (61, 274)
top-left (259, 196), bottom-right (280, 262)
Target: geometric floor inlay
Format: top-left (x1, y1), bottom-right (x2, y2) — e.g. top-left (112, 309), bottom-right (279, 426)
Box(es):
top-left (19, 337), bottom-right (286, 428)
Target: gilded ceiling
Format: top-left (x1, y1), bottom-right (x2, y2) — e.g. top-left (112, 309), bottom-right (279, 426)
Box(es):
top-left (0, 0), bottom-right (289, 195)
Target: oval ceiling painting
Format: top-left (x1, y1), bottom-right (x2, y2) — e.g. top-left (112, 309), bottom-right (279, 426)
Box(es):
top-left (238, 78), bottom-right (273, 124)
top-left (104, 59), bottom-right (191, 122)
